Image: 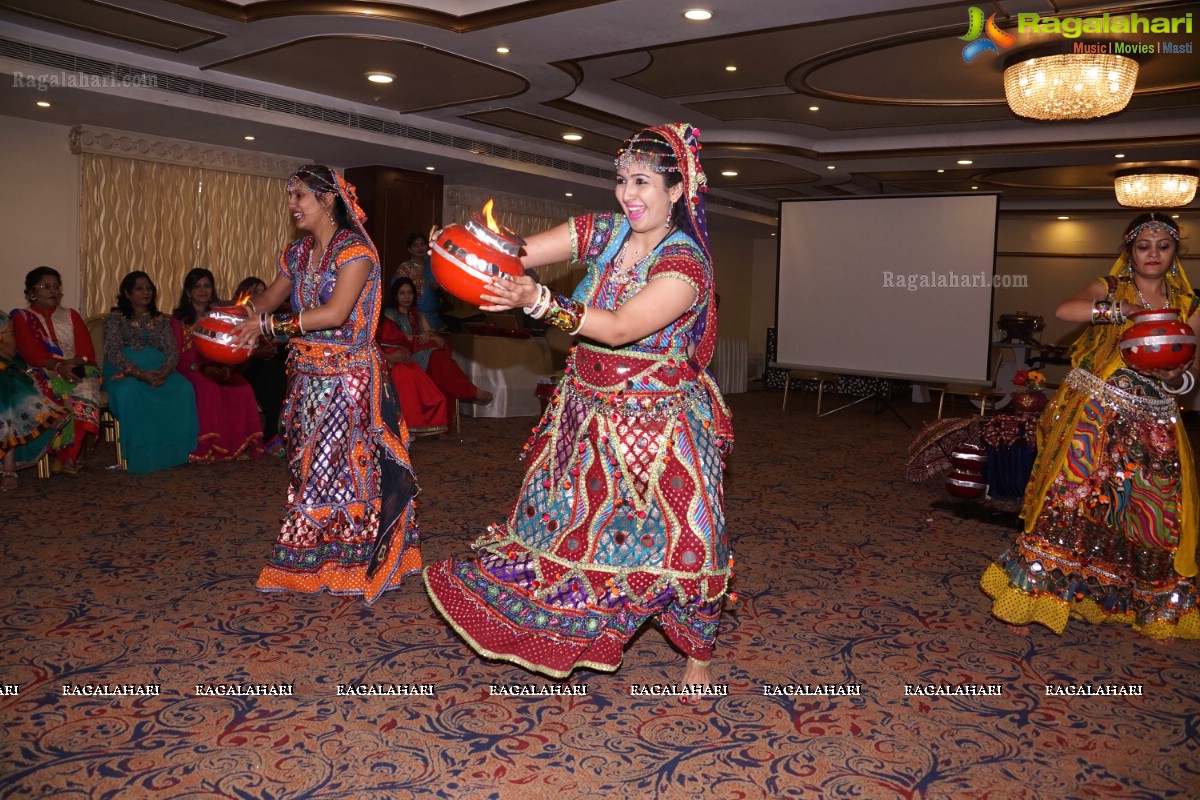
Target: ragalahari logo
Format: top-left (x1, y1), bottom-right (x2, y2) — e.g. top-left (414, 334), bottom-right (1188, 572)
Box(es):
top-left (962, 7), bottom-right (1016, 62)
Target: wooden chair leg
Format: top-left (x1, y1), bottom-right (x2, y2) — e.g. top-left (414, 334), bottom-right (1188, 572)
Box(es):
top-left (114, 418), bottom-right (126, 470)
top-left (816, 379), bottom-right (825, 415)
top-left (937, 391), bottom-right (946, 419)
top-left (782, 376), bottom-right (790, 411)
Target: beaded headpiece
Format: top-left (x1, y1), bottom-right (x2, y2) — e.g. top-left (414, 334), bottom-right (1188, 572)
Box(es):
top-left (615, 123), bottom-right (710, 262)
top-left (1124, 213), bottom-right (1181, 245)
top-left (287, 164), bottom-right (369, 226)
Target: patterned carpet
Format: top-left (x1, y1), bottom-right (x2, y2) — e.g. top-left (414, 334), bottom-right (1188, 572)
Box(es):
top-left (1, 388), bottom-right (1197, 799)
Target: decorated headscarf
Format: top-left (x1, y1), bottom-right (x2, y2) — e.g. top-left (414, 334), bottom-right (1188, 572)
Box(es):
top-left (614, 123), bottom-right (710, 264)
top-left (287, 164), bottom-right (378, 262)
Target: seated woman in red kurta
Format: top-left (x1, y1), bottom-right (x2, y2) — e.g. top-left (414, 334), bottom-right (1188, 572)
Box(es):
top-left (378, 277), bottom-right (491, 418)
top-left (170, 267), bottom-right (264, 462)
top-left (378, 277), bottom-right (452, 437)
top-left (11, 266), bottom-right (102, 475)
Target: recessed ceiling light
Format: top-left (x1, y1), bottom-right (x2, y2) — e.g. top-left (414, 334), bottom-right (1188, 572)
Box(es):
top-left (36, 101), bottom-right (50, 108)
top-left (808, 106), bottom-right (819, 112)
top-left (957, 159), bottom-right (973, 165)
top-left (1172, 214), bottom-right (1180, 218)
top-left (826, 165), bottom-right (836, 170)
top-left (243, 135), bottom-right (255, 141)
top-left (683, 9), bottom-right (713, 21)
top-left (425, 166), bottom-right (436, 171)
top-left (937, 169), bottom-right (945, 173)
top-left (725, 65), bottom-right (737, 72)
top-left (496, 47), bottom-right (510, 54)
top-left (971, 185), bottom-right (979, 190)
top-left (365, 72), bottom-right (394, 84)
top-left (565, 192), bottom-right (573, 197)
top-left (721, 170), bottom-right (738, 177)
top-left (1115, 153), bottom-right (1125, 158)
top-left (1057, 215), bottom-right (1070, 220)
top-left (562, 133), bottom-right (583, 141)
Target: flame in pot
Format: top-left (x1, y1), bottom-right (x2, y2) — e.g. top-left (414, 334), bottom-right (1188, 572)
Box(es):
top-left (483, 199), bottom-right (500, 234)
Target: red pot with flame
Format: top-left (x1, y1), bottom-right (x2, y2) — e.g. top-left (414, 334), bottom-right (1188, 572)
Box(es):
top-left (193, 305), bottom-right (251, 365)
top-left (430, 200), bottom-right (526, 305)
top-left (1119, 309), bottom-right (1197, 372)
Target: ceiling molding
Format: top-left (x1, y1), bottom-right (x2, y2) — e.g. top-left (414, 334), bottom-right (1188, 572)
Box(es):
top-left (0, 0), bottom-right (222, 52)
top-left (162, 0), bottom-right (616, 32)
top-left (68, 124), bottom-right (306, 178)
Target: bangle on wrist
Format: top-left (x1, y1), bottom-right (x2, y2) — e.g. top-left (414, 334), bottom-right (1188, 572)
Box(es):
top-left (1091, 299), bottom-right (1125, 325)
top-left (1164, 371), bottom-right (1195, 395)
top-left (524, 284), bottom-right (551, 319)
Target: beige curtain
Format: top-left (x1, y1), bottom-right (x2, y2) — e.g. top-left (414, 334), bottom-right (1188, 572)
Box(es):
top-left (79, 154), bottom-right (291, 317)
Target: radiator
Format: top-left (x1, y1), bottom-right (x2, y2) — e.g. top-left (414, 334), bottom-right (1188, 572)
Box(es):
top-left (711, 337), bottom-right (748, 394)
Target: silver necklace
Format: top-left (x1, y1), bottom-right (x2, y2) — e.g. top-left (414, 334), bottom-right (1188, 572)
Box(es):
top-left (1134, 279), bottom-right (1170, 310)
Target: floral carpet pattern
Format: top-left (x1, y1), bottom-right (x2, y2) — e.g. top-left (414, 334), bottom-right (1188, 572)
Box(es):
top-left (1, 389), bottom-right (1197, 799)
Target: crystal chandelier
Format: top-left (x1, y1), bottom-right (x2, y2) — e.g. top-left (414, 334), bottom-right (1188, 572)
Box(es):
top-left (1003, 52), bottom-right (1138, 120)
top-left (1114, 168), bottom-right (1199, 208)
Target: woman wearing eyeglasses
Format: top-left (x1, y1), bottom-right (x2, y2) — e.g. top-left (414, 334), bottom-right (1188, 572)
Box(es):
top-left (11, 266), bottom-right (102, 476)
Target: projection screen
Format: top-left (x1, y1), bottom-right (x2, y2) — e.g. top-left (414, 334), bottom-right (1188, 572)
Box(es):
top-left (775, 194), bottom-right (999, 385)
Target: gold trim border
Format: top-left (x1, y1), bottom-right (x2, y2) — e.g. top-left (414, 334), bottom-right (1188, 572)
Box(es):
top-left (68, 125), bottom-right (307, 179)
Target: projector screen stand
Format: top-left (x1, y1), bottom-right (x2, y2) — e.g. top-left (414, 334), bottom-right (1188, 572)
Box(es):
top-left (818, 384), bottom-right (913, 429)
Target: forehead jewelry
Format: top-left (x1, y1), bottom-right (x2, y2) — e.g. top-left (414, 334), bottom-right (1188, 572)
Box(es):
top-left (614, 134), bottom-right (679, 173)
top-left (1124, 216), bottom-right (1180, 245)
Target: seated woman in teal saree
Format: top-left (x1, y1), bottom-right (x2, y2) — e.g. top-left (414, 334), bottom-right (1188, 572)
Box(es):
top-left (102, 271), bottom-right (198, 474)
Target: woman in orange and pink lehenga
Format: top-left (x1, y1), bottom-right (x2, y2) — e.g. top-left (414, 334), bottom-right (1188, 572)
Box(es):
top-left (232, 164), bottom-right (421, 603)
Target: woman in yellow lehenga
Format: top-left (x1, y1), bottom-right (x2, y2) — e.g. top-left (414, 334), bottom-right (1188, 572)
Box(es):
top-left (982, 213), bottom-right (1199, 641)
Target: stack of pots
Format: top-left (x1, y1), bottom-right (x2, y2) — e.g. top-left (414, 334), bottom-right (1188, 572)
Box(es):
top-left (946, 442), bottom-right (987, 499)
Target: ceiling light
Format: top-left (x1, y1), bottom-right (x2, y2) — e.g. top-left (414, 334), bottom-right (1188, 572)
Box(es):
top-left (808, 106), bottom-right (819, 112)
top-left (725, 66), bottom-right (737, 72)
top-left (1172, 214), bottom-right (1181, 219)
top-left (721, 170), bottom-right (738, 177)
top-left (971, 185), bottom-right (979, 190)
top-left (36, 101), bottom-right (50, 108)
top-left (562, 133), bottom-right (583, 141)
top-left (1115, 153), bottom-right (1125, 158)
top-left (1003, 51), bottom-right (1137, 120)
top-left (937, 169), bottom-right (945, 173)
top-left (425, 166), bottom-right (436, 171)
top-left (826, 165), bottom-right (836, 170)
top-left (496, 47), bottom-right (510, 54)
top-left (243, 135), bottom-right (255, 141)
top-left (957, 160), bottom-right (973, 165)
top-left (1057, 216), bottom-right (1070, 220)
top-left (565, 192), bottom-right (573, 197)
top-left (683, 9), bottom-right (713, 21)
top-left (1114, 167), bottom-right (1199, 208)
top-left (365, 72), bottom-right (394, 84)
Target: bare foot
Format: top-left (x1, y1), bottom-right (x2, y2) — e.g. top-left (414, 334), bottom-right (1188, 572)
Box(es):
top-left (678, 657), bottom-right (716, 704)
top-left (472, 389), bottom-right (493, 405)
top-left (1, 471), bottom-right (17, 492)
